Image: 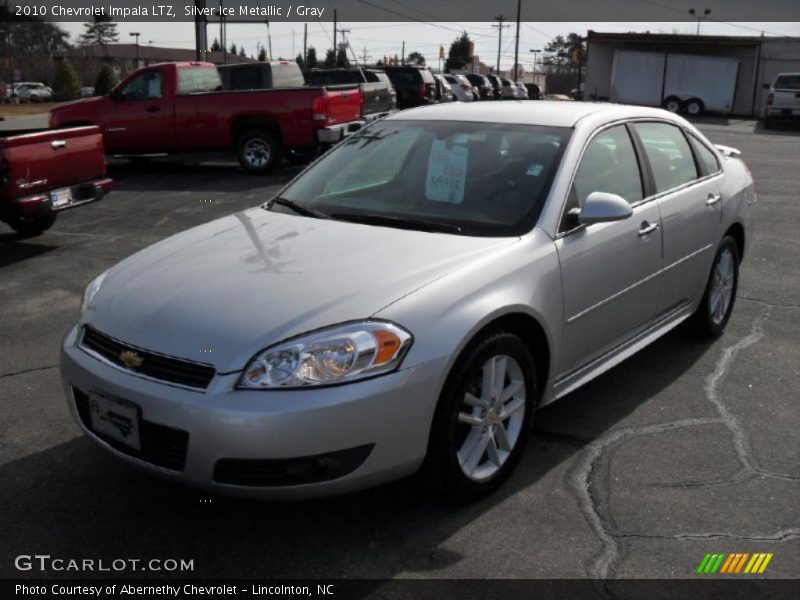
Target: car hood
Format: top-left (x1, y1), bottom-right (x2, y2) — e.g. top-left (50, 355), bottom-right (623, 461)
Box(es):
top-left (49, 96), bottom-right (105, 124)
top-left (83, 208), bottom-right (518, 374)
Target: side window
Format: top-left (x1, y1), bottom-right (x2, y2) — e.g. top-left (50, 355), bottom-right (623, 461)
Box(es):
top-left (570, 125), bottom-right (643, 210)
top-left (227, 66), bottom-right (262, 91)
top-left (633, 122), bottom-right (698, 193)
top-left (178, 67), bottom-right (223, 94)
top-left (689, 134), bottom-right (721, 175)
top-left (121, 71), bottom-right (162, 100)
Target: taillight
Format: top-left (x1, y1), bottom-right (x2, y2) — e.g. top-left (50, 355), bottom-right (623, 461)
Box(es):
top-left (312, 95), bottom-right (328, 121)
top-left (419, 82), bottom-right (426, 98)
top-left (767, 93), bottom-right (774, 106)
top-left (461, 84), bottom-right (470, 90)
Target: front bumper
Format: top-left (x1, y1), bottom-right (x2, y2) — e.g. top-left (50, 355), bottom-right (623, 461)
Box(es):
top-left (316, 121), bottom-right (366, 144)
top-left (60, 326), bottom-right (448, 499)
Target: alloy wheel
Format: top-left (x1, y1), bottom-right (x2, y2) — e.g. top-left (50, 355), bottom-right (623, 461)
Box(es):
top-left (243, 138), bottom-right (271, 168)
top-left (709, 247), bottom-right (735, 325)
top-left (456, 354), bottom-right (526, 481)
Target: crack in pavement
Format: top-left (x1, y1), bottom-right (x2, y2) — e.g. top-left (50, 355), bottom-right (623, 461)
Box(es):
top-left (0, 365), bottom-right (58, 379)
top-left (613, 528), bottom-right (800, 542)
top-left (571, 304), bottom-right (798, 582)
top-left (739, 295), bottom-right (800, 310)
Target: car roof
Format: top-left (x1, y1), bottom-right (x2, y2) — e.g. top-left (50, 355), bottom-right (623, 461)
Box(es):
top-left (384, 101), bottom-right (675, 128)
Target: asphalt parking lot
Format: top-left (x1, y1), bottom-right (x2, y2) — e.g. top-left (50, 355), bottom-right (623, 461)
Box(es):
top-left (1, 118), bottom-right (798, 584)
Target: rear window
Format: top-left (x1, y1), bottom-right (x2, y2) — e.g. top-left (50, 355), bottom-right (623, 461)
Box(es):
top-left (178, 67), bottom-right (222, 94)
top-left (227, 66), bottom-right (263, 90)
top-left (633, 122), bottom-right (699, 193)
top-left (774, 74), bottom-right (800, 90)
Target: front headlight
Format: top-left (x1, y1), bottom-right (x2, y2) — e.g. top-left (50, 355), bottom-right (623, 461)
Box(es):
top-left (237, 321), bottom-right (413, 389)
top-left (80, 270), bottom-right (108, 315)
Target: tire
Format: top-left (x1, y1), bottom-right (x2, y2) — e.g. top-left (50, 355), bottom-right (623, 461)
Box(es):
top-left (692, 236), bottom-right (740, 337)
top-left (685, 98), bottom-right (704, 116)
top-left (6, 213), bottom-right (57, 237)
top-left (236, 129), bottom-right (281, 174)
top-left (285, 147), bottom-right (318, 166)
top-left (663, 96), bottom-right (682, 113)
top-left (419, 330), bottom-right (538, 498)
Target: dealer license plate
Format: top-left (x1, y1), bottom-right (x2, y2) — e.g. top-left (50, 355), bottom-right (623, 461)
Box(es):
top-left (50, 188), bottom-right (73, 208)
top-left (88, 392), bottom-right (141, 450)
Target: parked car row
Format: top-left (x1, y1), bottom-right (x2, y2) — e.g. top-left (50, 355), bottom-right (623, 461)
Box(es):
top-left (2, 81), bottom-right (53, 102)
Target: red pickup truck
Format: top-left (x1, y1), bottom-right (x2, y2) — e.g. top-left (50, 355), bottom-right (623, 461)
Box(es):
top-left (1, 126), bottom-right (112, 236)
top-left (49, 62), bottom-right (365, 173)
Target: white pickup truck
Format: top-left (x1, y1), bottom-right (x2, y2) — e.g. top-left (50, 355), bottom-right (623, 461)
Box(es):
top-left (764, 73), bottom-right (800, 128)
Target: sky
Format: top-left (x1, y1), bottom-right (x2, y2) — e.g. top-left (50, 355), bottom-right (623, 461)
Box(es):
top-left (58, 21), bottom-right (800, 70)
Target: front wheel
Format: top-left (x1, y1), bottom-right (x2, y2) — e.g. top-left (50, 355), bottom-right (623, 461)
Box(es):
top-left (692, 236), bottom-right (740, 336)
top-left (5, 213), bottom-right (57, 237)
top-left (685, 98), bottom-right (704, 116)
top-left (663, 96), bottom-right (682, 113)
top-left (419, 331), bottom-right (538, 498)
top-left (236, 129), bottom-right (281, 174)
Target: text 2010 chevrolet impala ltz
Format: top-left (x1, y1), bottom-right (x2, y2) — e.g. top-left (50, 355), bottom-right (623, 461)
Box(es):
top-left (61, 102), bottom-right (756, 499)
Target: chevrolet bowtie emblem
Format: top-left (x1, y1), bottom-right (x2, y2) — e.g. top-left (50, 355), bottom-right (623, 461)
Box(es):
top-left (119, 350), bottom-right (144, 369)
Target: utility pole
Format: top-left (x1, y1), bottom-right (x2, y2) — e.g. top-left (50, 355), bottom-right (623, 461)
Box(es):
top-left (493, 15), bottom-right (509, 74)
top-left (265, 19), bottom-right (272, 60)
top-left (401, 40), bottom-right (405, 65)
top-left (513, 0), bottom-right (521, 81)
top-left (333, 9), bottom-right (337, 60)
top-left (130, 32), bottom-right (141, 67)
top-left (220, 0), bottom-right (227, 64)
top-left (362, 47), bottom-right (369, 65)
top-left (303, 23), bottom-right (308, 66)
top-left (689, 8), bottom-right (711, 35)
top-left (529, 48), bottom-right (540, 82)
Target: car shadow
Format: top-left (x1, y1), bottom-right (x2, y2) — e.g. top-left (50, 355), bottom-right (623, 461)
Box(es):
top-left (0, 233), bottom-right (58, 267)
top-left (0, 323), bottom-right (714, 581)
top-left (106, 155), bottom-right (304, 194)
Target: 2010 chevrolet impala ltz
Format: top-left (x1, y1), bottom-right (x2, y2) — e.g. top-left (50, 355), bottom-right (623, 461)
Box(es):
top-left (61, 102), bottom-right (756, 499)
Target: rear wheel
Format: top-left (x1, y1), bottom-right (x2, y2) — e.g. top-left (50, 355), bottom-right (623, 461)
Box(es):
top-left (236, 129), bottom-right (281, 174)
top-left (663, 96), bottom-right (682, 113)
top-left (692, 236), bottom-right (740, 337)
top-left (419, 331), bottom-right (538, 498)
top-left (6, 213), bottom-right (57, 237)
top-left (685, 97), bottom-right (704, 116)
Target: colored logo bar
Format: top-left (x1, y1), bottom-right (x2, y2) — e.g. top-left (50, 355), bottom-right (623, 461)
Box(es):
top-left (696, 553), bottom-right (773, 574)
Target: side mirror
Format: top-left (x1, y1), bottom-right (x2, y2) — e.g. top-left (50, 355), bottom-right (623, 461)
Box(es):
top-left (762, 83), bottom-right (771, 89)
top-left (579, 191), bottom-right (633, 225)
top-left (109, 88), bottom-right (122, 102)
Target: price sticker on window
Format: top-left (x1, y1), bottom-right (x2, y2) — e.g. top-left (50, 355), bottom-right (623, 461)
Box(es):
top-left (426, 139), bottom-right (468, 204)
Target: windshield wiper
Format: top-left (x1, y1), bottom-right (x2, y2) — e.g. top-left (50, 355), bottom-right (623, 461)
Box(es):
top-left (330, 212), bottom-right (462, 234)
top-left (268, 197), bottom-right (329, 219)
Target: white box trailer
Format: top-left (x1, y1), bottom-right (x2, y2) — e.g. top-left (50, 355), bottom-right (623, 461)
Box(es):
top-left (610, 50), bottom-right (740, 115)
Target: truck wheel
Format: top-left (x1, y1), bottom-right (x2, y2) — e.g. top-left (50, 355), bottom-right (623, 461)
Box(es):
top-left (237, 129), bottom-right (281, 174)
top-left (662, 96), bottom-right (682, 113)
top-left (685, 98), bottom-right (704, 116)
top-left (418, 330), bottom-right (538, 499)
top-left (6, 213), bottom-right (57, 237)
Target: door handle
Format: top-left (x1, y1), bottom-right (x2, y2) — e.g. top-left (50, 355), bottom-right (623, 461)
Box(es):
top-left (706, 193), bottom-right (722, 207)
top-left (50, 140), bottom-right (67, 149)
top-left (146, 106), bottom-right (162, 113)
top-left (638, 221), bottom-right (660, 237)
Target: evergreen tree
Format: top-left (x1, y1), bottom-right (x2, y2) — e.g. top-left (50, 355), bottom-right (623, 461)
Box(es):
top-left (258, 47), bottom-right (267, 62)
top-left (78, 15), bottom-right (119, 46)
top-left (93, 62), bottom-right (118, 96)
top-left (336, 46), bottom-right (349, 68)
top-left (210, 37), bottom-right (221, 52)
top-left (295, 53), bottom-right (305, 71)
top-left (306, 47), bottom-right (318, 70)
top-left (445, 32), bottom-right (472, 72)
top-left (230, 43), bottom-right (237, 55)
top-left (52, 59), bottom-right (81, 101)
top-left (323, 48), bottom-right (336, 68)
top-left (406, 51), bottom-right (425, 66)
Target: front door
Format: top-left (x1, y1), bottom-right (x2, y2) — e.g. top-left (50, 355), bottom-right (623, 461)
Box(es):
top-left (555, 124), bottom-right (663, 378)
top-left (104, 68), bottom-right (172, 154)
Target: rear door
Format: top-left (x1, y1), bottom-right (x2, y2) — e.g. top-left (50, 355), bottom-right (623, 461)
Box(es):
top-left (104, 67), bottom-right (173, 153)
top-left (630, 121), bottom-right (722, 312)
top-left (555, 124), bottom-right (663, 376)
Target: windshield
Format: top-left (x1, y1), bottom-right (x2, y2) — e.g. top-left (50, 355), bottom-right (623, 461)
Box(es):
top-left (274, 120), bottom-right (571, 236)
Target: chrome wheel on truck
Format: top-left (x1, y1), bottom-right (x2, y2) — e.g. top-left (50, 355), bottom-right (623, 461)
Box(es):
top-left (236, 129), bottom-right (281, 174)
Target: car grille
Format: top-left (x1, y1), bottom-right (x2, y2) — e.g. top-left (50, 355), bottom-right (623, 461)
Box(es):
top-left (73, 387), bottom-right (189, 471)
top-left (213, 444), bottom-right (374, 487)
top-left (80, 326), bottom-right (216, 391)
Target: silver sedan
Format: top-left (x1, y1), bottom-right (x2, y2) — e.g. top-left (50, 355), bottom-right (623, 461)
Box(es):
top-left (61, 102), bottom-right (756, 499)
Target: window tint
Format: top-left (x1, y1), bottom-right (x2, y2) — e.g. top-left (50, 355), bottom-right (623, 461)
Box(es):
top-left (121, 70), bottom-right (162, 100)
top-left (571, 125), bottom-right (643, 208)
top-left (689, 134), bottom-right (721, 175)
top-left (774, 75), bottom-right (800, 90)
top-left (633, 122), bottom-right (698, 193)
top-left (228, 66), bottom-right (263, 90)
top-left (177, 67), bottom-right (222, 94)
